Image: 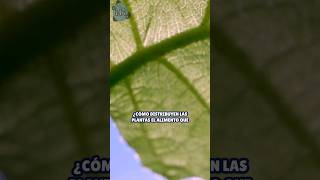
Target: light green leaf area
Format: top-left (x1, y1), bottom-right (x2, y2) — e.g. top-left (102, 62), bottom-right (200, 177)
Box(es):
top-left (110, 0), bottom-right (210, 179)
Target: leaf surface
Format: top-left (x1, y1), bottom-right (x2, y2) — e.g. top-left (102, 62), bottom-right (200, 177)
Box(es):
top-left (214, 0), bottom-right (320, 179)
top-left (0, 7), bottom-right (108, 179)
top-left (110, 0), bottom-right (211, 179)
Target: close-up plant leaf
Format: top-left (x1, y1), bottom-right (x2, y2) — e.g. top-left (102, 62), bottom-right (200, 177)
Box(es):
top-left (213, 0), bottom-right (320, 179)
top-left (110, 0), bottom-right (211, 179)
top-left (2, 0), bottom-right (319, 180)
top-left (0, 1), bottom-right (107, 179)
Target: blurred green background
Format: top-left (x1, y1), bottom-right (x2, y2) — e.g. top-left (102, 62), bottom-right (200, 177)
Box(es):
top-left (0, 0), bottom-right (108, 179)
top-left (0, 0), bottom-right (320, 179)
top-left (213, 0), bottom-right (320, 179)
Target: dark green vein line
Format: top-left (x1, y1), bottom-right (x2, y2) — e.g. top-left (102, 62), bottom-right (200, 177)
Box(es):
top-left (124, 79), bottom-right (139, 110)
top-left (201, 0), bottom-right (211, 26)
top-left (159, 58), bottom-right (210, 111)
top-left (142, 16), bottom-right (153, 44)
top-left (123, 0), bottom-right (144, 49)
top-left (213, 26), bottom-right (320, 167)
top-left (110, 26), bottom-right (209, 87)
top-left (123, 79), bottom-right (158, 156)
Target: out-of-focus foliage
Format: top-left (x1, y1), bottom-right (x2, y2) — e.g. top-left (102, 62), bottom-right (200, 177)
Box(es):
top-left (214, 0), bottom-right (320, 179)
top-left (2, 0), bottom-right (319, 180)
top-left (0, 1), bottom-right (107, 179)
top-left (110, 0), bottom-right (210, 179)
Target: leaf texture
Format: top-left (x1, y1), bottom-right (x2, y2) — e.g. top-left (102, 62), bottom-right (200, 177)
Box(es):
top-left (213, 0), bottom-right (320, 179)
top-left (0, 3), bottom-right (108, 178)
top-left (110, 0), bottom-right (211, 179)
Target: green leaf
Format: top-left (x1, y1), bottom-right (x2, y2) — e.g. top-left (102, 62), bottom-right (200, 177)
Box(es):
top-left (213, 0), bottom-right (320, 179)
top-left (0, 16), bottom-right (108, 179)
top-left (110, 0), bottom-right (211, 179)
